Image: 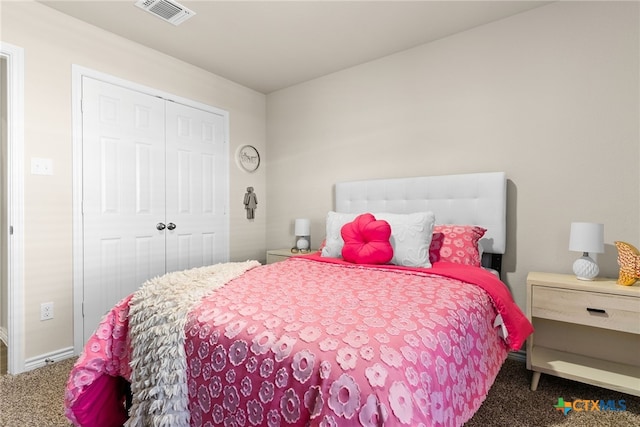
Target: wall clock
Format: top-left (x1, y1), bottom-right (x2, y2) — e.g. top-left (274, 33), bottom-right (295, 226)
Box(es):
top-left (237, 145), bottom-right (260, 173)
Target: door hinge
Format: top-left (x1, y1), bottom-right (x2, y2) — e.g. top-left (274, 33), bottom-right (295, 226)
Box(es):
top-left (9, 225), bottom-right (13, 235)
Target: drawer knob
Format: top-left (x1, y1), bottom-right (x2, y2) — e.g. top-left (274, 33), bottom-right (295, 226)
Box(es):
top-left (586, 307), bottom-right (607, 315)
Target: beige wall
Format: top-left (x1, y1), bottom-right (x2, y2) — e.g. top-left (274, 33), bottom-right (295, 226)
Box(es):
top-left (266, 1), bottom-right (640, 311)
top-left (1, 1), bottom-right (266, 359)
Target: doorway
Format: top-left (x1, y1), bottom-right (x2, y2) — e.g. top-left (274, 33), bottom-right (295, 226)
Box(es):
top-left (0, 41), bottom-right (25, 375)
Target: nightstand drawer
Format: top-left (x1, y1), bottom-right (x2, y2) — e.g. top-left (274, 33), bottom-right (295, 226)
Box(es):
top-left (532, 286), bottom-right (640, 334)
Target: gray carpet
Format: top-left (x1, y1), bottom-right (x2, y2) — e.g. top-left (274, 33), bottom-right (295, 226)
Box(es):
top-left (466, 358), bottom-right (640, 427)
top-left (0, 356), bottom-right (638, 426)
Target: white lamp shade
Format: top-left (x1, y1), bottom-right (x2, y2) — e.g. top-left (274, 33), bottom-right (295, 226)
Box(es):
top-left (569, 222), bottom-right (604, 254)
top-left (294, 218), bottom-right (310, 236)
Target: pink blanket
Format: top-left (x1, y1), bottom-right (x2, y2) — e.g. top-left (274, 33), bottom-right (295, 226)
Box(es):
top-left (65, 257), bottom-right (532, 426)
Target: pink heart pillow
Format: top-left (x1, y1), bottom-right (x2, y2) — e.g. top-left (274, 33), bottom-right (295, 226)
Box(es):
top-left (341, 213), bottom-right (393, 264)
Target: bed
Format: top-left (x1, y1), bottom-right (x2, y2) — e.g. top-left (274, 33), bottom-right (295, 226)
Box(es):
top-left (65, 171), bottom-right (533, 427)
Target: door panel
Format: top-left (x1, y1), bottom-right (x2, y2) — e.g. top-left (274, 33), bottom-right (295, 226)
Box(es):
top-left (82, 77), bottom-right (166, 341)
top-left (165, 101), bottom-right (227, 273)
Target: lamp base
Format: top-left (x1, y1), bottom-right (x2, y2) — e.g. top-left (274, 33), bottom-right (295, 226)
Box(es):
top-left (296, 236), bottom-right (310, 251)
top-left (573, 254), bottom-right (599, 281)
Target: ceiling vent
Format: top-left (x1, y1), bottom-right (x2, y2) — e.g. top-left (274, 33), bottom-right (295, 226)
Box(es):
top-left (135, 0), bottom-right (195, 26)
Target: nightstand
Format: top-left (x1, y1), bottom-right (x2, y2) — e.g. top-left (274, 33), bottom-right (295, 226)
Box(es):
top-left (526, 272), bottom-right (640, 396)
top-left (266, 248), bottom-right (315, 264)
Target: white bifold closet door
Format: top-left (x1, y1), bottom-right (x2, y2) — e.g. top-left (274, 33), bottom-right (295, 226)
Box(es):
top-left (81, 77), bottom-right (227, 343)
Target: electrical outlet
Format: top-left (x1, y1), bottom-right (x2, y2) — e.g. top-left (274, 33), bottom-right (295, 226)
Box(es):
top-left (40, 302), bottom-right (54, 321)
top-left (31, 158), bottom-right (54, 176)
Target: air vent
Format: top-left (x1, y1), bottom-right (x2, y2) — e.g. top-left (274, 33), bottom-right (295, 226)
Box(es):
top-left (135, 0), bottom-right (195, 26)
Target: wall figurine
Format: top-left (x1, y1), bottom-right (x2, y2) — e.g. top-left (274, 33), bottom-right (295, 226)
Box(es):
top-left (244, 187), bottom-right (257, 220)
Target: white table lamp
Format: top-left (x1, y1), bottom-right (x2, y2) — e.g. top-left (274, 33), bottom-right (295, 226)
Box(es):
top-left (294, 218), bottom-right (311, 251)
top-left (569, 222), bottom-right (604, 280)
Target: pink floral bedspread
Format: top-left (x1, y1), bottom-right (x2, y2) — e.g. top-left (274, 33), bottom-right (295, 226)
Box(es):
top-left (65, 256), bottom-right (532, 427)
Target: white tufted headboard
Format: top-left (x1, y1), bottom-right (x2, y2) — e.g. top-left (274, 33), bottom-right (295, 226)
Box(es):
top-left (335, 172), bottom-right (507, 258)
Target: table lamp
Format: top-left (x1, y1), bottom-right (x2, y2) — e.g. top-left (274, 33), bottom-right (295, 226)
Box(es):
top-left (569, 222), bottom-right (604, 280)
top-left (295, 219), bottom-right (311, 251)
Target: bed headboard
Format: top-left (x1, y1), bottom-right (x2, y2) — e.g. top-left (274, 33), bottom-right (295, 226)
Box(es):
top-left (335, 172), bottom-right (507, 269)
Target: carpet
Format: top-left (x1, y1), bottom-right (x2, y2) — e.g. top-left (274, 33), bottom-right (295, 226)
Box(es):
top-left (466, 357), bottom-right (640, 427)
top-left (0, 356), bottom-right (638, 426)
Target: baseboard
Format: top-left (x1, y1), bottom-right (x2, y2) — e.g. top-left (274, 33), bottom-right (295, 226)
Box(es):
top-left (24, 346), bottom-right (75, 372)
top-left (508, 349), bottom-right (526, 363)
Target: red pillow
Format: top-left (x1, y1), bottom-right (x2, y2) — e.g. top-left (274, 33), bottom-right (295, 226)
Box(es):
top-left (341, 213), bottom-right (393, 264)
top-left (430, 225), bottom-right (486, 266)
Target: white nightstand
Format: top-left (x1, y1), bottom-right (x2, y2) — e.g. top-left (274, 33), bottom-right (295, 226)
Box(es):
top-left (266, 248), bottom-right (315, 264)
top-left (526, 272), bottom-right (640, 396)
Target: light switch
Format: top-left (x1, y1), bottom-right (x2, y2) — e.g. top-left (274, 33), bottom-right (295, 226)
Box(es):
top-left (31, 157), bottom-right (53, 175)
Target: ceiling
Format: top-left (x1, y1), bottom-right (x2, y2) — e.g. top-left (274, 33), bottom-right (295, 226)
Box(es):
top-left (40, 1), bottom-right (550, 94)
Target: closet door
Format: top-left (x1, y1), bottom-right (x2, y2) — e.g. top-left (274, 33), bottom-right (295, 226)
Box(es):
top-left (165, 102), bottom-right (228, 272)
top-left (80, 78), bottom-right (229, 342)
top-left (81, 77), bottom-right (167, 341)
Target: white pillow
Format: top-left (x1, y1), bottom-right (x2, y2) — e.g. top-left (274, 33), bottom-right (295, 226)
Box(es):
top-left (321, 211), bottom-right (436, 268)
top-left (321, 211), bottom-right (358, 258)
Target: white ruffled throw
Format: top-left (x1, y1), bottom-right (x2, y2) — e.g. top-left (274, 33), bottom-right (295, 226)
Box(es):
top-left (125, 260), bottom-right (261, 427)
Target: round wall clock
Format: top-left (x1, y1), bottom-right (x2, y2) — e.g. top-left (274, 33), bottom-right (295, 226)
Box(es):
top-left (237, 145), bottom-right (260, 172)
